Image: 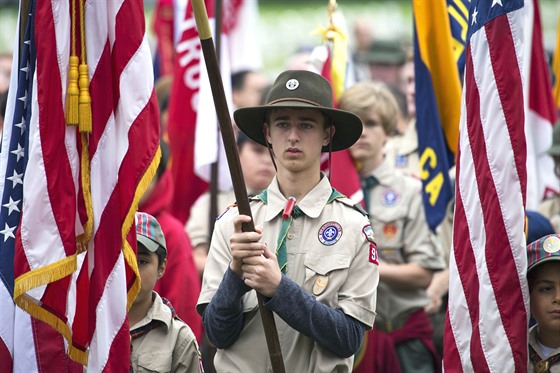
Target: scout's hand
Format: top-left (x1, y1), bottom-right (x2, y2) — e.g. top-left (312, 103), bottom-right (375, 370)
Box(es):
top-left (241, 244), bottom-right (282, 298)
top-left (229, 214), bottom-right (265, 277)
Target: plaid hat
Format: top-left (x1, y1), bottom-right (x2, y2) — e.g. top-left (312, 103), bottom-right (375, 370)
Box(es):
top-left (135, 212), bottom-right (167, 256)
top-left (527, 234), bottom-right (560, 273)
top-left (233, 70), bottom-right (363, 152)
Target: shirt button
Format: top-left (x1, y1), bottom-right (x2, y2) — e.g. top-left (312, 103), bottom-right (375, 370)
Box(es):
top-left (287, 233), bottom-right (295, 240)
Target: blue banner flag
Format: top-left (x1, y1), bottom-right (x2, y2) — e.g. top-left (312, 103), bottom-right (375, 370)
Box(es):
top-left (413, 0), bottom-right (467, 231)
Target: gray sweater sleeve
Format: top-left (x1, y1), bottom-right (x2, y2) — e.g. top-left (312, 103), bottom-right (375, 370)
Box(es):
top-left (201, 267), bottom-right (252, 349)
top-left (264, 275), bottom-right (366, 358)
top-left (203, 271), bottom-right (365, 357)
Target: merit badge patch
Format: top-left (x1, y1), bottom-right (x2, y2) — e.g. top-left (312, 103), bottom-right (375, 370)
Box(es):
top-left (318, 222), bottom-right (342, 246)
top-left (543, 235), bottom-right (560, 253)
top-left (381, 189), bottom-right (399, 206)
top-left (383, 223), bottom-right (397, 239)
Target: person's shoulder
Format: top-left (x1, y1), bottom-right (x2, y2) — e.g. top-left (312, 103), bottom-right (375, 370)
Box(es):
top-left (332, 195), bottom-right (370, 224)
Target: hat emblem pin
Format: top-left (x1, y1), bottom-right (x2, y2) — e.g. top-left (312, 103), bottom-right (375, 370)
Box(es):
top-left (286, 79), bottom-right (299, 90)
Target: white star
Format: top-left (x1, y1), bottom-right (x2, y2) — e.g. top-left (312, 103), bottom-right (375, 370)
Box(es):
top-left (15, 117), bottom-right (26, 134)
top-left (471, 8), bottom-right (478, 25)
top-left (3, 197), bottom-right (21, 216)
top-left (7, 170), bottom-right (23, 186)
top-left (0, 223), bottom-right (16, 242)
top-left (24, 39), bottom-right (30, 45)
top-left (21, 63), bottom-right (29, 79)
top-left (11, 144), bottom-right (25, 162)
top-left (492, 0), bottom-right (503, 7)
top-left (18, 90), bottom-right (27, 109)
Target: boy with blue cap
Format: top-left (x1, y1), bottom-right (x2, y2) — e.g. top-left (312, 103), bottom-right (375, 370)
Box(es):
top-left (526, 234), bottom-right (560, 372)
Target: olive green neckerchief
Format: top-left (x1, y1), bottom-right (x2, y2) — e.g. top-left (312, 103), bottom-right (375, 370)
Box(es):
top-left (257, 187), bottom-right (344, 273)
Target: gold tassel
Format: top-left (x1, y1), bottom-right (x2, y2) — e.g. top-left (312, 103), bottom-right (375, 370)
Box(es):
top-left (78, 64), bottom-right (92, 133)
top-left (65, 56), bottom-right (79, 126)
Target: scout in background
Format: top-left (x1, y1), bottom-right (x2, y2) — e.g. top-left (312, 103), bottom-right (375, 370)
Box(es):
top-left (526, 234), bottom-right (560, 373)
top-left (197, 70), bottom-right (379, 372)
top-left (339, 81), bottom-right (445, 373)
top-left (129, 212), bottom-right (203, 373)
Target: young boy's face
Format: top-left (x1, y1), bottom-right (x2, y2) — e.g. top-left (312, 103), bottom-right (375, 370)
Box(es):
top-left (239, 141), bottom-right (275, 192)
top-left (265, 108), bottom-right (331, 174)
top-left (134, 245), bottom-right (166, 306)
top-left (530, 261), bottom-right (560, 335)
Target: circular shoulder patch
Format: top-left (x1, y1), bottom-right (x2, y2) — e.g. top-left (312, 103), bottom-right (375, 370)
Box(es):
top-left (286, 79), bottom-right (299, 90)
top-left (318, 221), bottom-right (343, 246)
top-left (381, 189), bottom-right (399, 206)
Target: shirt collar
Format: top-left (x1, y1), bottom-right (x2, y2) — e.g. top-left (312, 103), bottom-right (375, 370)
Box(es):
top-left (367, 157), bottom-right (394, 186)
top-left (131, 292), bottom-right (172, 331)
top-left (264, 173), bottom-right (332, 221)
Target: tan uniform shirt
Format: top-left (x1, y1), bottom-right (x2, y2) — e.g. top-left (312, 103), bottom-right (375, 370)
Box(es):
top-left (186, 189), bottom-right (236, 248)
top-left (130, 292), bottom-right (203, 373)
top-left (365, 159), bottom-right (445, 322)
top-left (384, 118), bottom-right (420, 178)
top-left (528, 325), bottom-right (560, 373)
top-left (538, 196), bottom-right (560, 233)
top-left (198, 175), bottom-right (379, 373)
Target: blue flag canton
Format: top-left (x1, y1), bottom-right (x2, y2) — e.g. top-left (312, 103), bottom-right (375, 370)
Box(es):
top-left (467, 0), bottom-right (524, 41)
top-left (0, 4), bottom-right (36, 296)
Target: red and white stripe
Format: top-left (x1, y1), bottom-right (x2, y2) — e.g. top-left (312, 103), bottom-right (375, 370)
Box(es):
top-left (444, 7), bottom-right (528, 373)
top-left (11, 0), bottom-right (159, 371)
top-left (523, 0), bottom-right (558, 206)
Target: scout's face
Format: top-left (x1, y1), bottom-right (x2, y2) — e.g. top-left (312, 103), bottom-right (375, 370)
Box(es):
top-left (400, 61), bottom-right (415, 117)
top-left (529, 261), bottom-right (560, 337)
top-left (265, 108), bottom-right (332, 174)
top-left (239, 141), bottom-right (275, 192)
top-left (350, 109), bottom-right (387, 163)
top-left (133, 245), bottom-right (166, 307)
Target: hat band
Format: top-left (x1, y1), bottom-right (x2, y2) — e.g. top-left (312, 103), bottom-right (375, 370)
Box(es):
top-left (268, 97), bottom-right (327, 108)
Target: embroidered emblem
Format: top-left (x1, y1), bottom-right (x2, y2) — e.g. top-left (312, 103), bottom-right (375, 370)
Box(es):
top-left (381, 189), bottom-right (399, 206)
top-left (395, 154), bottom-right (408, 168)
top-left (383, 223), bottom-right (397, 239)
top-left (318, 222), bottom-right (342, 246)
top-left (543, 235), bottom-right (560, 253)
top-left (313, 276), bottom-right (329, 295)
top-left (362, 224), bottom-right (375, 244)
top-left (286, 79), bottom-right (299, 90)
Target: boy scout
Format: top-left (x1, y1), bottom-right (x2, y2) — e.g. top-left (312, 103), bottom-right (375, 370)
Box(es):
top-left (338, 82), bottom-right (445, 372)
top-left (526, 234), bottom-right (560, 373)
top-left (130, 212), bottom-right (203, 373)
top-left (196, 70), bottom-right (379, 373)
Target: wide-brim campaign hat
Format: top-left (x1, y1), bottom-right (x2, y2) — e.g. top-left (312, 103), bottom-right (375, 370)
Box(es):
top-left (233, 70), bottom-right (363, 152)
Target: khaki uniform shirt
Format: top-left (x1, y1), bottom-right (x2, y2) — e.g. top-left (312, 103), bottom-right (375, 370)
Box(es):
top-left (198, 175), bottom-right (379, 373)
top-left (365, 159), bottom-right (445, 322)
top-left (538, 196), bottom-right (560, 233)
top-left (528, 325), bottom-right (560, 373)
top-left (186, 189), bottom-right (236, 248)
top-left (131, 292), bottom-right (203, 373)
top-left (384, 118), bottom-right (420, 178)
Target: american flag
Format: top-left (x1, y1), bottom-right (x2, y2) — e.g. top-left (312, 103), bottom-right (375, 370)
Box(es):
top-left (444, 0), bottom-right (528, 372)
top-left (0, 0), bottom-right (160, 371)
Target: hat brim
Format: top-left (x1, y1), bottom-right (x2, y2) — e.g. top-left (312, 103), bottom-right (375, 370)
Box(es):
top-left (528, 256), bottom-right (560, 273)
top-left (137, 234), bottom-right (162, 253)
top-left (548, 144), bottom-right (560, 156)
top-left (234, 101), bottom-right (363, 152)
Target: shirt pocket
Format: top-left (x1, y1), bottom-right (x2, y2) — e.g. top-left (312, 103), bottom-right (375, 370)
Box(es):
top-left (370, 205), bottom-right (407, 261)
top-left (137, 352), bottom-right (172, 373)
top-left (303, 252), bottom-right (352, 307)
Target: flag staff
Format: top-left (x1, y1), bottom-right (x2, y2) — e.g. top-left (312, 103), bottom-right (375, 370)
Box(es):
top-left (191, 1), bottom-right (286, 372)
